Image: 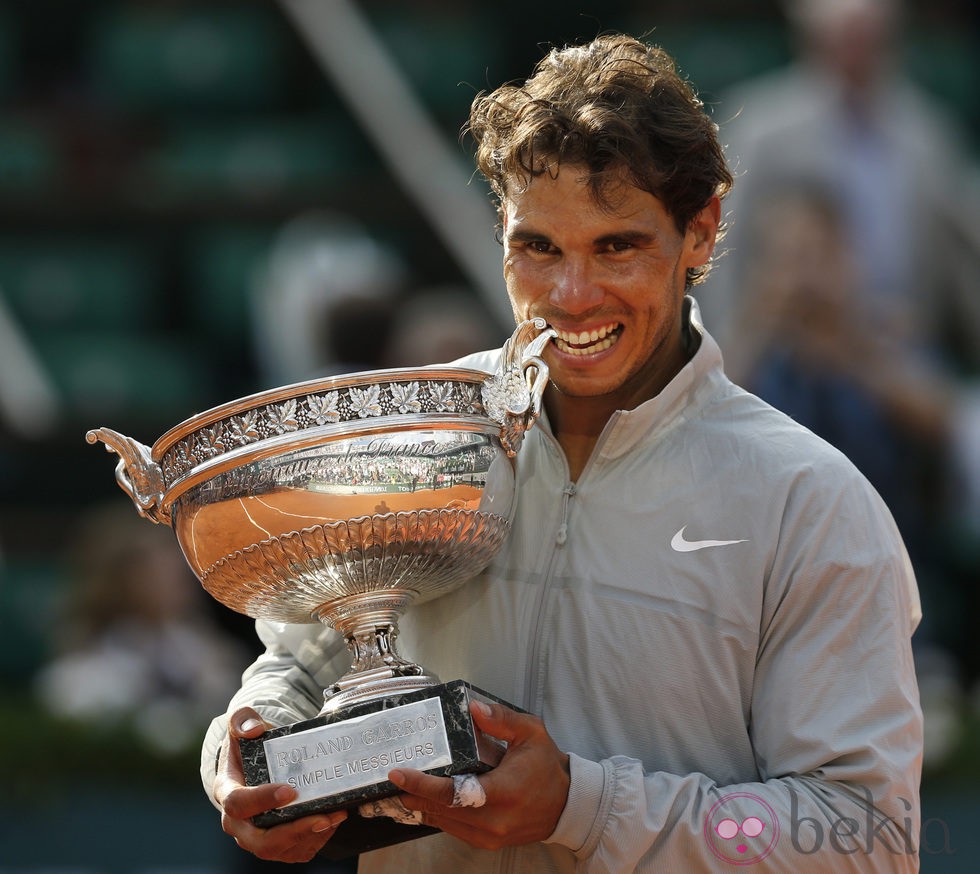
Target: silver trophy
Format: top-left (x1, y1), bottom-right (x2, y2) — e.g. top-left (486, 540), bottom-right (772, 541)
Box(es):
top-left (87, 318), bottom-right (555, 855)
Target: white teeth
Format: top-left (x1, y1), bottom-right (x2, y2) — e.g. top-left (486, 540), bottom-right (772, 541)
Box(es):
top-left (553, 326), bottom-right (620, 356)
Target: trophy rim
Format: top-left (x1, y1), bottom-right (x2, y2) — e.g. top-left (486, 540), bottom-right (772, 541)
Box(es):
top-left (159, 416), bottom-right (501, 510)
top-left (151, 364), bottom-right (491, 459)
top-left (144, 365), bottom-right (497, 507)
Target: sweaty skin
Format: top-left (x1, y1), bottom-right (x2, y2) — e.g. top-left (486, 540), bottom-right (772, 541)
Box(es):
top-left (500, 167), bottom-right (719, 478)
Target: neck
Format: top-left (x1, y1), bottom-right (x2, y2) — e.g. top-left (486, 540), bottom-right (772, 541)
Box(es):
top-left (544, 396), bottom-right (617, 482)
top-left (545, 332), bottom-right (692, 481)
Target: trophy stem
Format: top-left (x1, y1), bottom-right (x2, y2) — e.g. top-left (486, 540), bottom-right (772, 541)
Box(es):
top-left (315, 590), bottom-right (440, 713)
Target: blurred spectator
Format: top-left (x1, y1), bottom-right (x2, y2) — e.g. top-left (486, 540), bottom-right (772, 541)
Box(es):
top-left (701, 0), bottom-right (980, 737)
top-left (382, 284), bottom-right (504, 368)
top-left (251, 210), bottom-right (405, 384)
top-left (707, 0), bottom-right (980, 370)
top-left (728, 182), bottom-right (948, 568)
top-left (34, 502), bottom-right (250, 756)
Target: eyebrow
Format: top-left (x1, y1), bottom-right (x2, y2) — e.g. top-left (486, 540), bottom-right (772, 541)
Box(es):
top-left (505, 228), bottom-right (659, 246)
top-left (505, 228), bottom-right (550, 243)
top-left (594, 230), bottom-right (658, 247)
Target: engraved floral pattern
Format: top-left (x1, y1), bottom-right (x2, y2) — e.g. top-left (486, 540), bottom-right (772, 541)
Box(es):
top-left (228, 410), bottom-right (260, 446)
top-left (160, 376), bottom-right (495, 484)
top-left (389, 381), bottom-right (422, 414)
top-left (429, 381), bottom-right (455, 412)
top-left (197, 425), bottom-right (225, 458)
top-left (348, 384), bottom-right (383, 418)
top-left (268, 399), bottom-right (299, 433)
top-left (174, 439), bottom-right (195, 471)
top-left (459, 383), bottom-right (483, 414)
top-left (307, 391), bottom-right (341, 425)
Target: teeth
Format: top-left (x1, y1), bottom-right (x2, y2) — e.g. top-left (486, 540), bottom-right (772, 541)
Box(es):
top-left (553, 324), bottom-right (621, 356)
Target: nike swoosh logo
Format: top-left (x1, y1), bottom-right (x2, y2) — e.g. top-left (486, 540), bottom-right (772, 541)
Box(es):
top-left (670, 525), bottom-right (748, 553)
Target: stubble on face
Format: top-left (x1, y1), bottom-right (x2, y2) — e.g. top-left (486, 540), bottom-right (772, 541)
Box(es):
top-left (500, 168), bottom-right (698, 422)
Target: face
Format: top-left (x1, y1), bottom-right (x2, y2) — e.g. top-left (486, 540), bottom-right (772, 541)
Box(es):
top-left (501, 166), bottom-right (718, 411)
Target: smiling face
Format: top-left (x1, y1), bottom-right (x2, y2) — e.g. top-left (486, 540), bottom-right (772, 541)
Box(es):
top-left (501, 165), bottom-right (719, 425)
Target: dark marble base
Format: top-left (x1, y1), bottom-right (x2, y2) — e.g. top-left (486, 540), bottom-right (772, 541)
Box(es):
top-left (239, 679), bottom-right (514, 858)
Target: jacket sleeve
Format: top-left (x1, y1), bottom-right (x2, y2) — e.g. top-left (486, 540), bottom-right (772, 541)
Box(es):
top-left (545, 478), bottom-right (923, 872)
top-left (200, 619), bottom-right (350, 808)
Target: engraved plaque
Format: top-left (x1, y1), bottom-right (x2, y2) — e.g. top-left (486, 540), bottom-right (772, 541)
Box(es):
top-left (263, 697), bottom-right (453, 804)
top-left (238, 680), bottom-right (517, 858)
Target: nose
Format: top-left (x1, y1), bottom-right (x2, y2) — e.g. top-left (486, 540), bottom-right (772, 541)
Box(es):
top-left (549, 258), bottom-right (603, 314)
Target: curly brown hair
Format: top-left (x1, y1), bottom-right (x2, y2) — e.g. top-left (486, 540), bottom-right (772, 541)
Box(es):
top-left (467, 34), bottom-right (733, 286)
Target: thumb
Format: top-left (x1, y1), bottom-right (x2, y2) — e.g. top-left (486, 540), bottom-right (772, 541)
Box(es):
top-left (230, 706), bottom-right (270, 740)
top-left (469, 698), bottom-right (525, 744)
top-left (215, 708), bottom-right (271, 803)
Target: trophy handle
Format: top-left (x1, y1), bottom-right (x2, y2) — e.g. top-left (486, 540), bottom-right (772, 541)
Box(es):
top-left (482, 317), bottom-right (557, 456)
top-left (85, 427), bottom-right (170, 526)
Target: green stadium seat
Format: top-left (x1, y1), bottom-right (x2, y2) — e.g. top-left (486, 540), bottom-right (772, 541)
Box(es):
top-left (0, 236), bottom-right (157, 336)
top-left (0, 120), bottom-right (58, 195)
top-left (184, 223), bottom-right (277, 345)
top-left (86, 3), bottom-right (288, 111)
top-left (0, 6), bottom-right (18, 104)
top-left (0, 559), bottom-right (65, 682)
top-left (371, 7), bottom-right (506, 120)
top-left (35, 330), bottom-right (214, 424)
top-left (905, 30), bottom-right (978, 126)
top-left (134, 117), bottom-right (360, 201)
top-left (626, 20), bottom-right (792, 100)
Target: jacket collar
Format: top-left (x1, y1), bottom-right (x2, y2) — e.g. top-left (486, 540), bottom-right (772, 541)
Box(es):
top-left (535, 296), bottom-right (728, 461)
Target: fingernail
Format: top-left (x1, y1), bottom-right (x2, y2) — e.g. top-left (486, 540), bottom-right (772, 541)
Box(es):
top-left (473, 700), bottom-right (492, 718)
top-left (313, 812), bottom-right (346, 832)
top-left (241, 718), bottom-right (264, 733)
top-left (274, 785), bottom-right (296, 806)
top-left (387, 769), bottom-right (406, 788)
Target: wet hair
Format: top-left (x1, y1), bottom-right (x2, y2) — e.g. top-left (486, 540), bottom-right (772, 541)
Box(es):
top-left (467, 33), bottom-right (733, 286)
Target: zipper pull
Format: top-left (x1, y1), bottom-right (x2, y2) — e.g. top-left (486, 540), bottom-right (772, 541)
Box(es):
top-left (556, 483), bottom-right (577, 546)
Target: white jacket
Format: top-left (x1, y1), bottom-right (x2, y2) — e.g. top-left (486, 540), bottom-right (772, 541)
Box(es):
top-left (202, 300), bottom-right (922, 872)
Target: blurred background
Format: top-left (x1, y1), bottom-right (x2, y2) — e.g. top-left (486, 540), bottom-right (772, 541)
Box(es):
top-left (0, 0), bottom-right (978, 870)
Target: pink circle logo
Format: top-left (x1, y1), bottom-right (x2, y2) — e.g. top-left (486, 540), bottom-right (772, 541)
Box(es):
top-left (703, 793), bottom-right (780, 865)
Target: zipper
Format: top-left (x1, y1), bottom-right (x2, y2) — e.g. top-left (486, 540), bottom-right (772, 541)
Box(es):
top-left (522, 437), bottom-right (571, 712)
top-left (556, 483), bottom-right (577, 546)
top-left (522, 418), bottom-right (618, 713)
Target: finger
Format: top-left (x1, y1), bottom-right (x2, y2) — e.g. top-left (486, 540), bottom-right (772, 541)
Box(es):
top-left (224, 809), bottom-right (348, 863)
top-left (468, 698), bottom-right (524, 744)
top-left (215, 708), bottom-right (273, 806)
top-left (387, 768), bottom-right (455, 807)
top-left (230, 706), bottom-right (270, 739)
top-left (220, 781), bottom-right (298, 822)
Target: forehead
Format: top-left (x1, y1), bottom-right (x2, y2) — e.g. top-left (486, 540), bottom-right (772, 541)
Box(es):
top-left (501, 167), bottom-right (670, 230)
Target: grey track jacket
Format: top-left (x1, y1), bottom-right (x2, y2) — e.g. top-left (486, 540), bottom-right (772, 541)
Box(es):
top-left (202, 299), bottom-right (923, 872)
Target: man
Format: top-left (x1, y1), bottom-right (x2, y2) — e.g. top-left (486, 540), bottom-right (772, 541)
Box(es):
top-left (203, 34), bottom-right (922, 871)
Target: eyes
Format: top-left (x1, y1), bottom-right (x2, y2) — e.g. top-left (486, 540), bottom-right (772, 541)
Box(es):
top-left (519, 238), bottom-right (639, 257)
top-left (525, 240), bottom-right (555, 255)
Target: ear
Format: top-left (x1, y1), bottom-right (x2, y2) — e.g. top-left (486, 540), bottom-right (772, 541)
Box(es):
top-left (684, 195), bottom-right (721, 268)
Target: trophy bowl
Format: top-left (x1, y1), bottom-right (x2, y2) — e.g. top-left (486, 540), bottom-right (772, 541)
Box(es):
top-left (87, 319), bottom-right (554, 715)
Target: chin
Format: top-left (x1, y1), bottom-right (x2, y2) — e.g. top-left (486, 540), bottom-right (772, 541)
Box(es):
top-left (549, 374), bottom-right (623, 399)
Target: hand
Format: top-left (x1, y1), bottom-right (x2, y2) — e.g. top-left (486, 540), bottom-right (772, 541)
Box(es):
top-left (388, 699), bottom-right (570, 850)
top-left (213, 706), bottom-right (348, 863)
